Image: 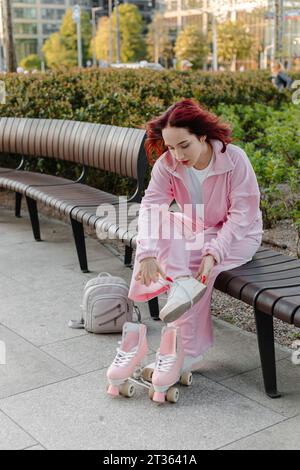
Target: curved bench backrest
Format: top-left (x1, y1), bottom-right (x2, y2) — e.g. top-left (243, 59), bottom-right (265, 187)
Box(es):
top-left (0, 117), bottom-right (147, 181)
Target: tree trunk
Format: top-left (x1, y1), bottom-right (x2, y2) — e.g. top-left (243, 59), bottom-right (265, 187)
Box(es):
top-left (2, 0), bottom-right (17, 72)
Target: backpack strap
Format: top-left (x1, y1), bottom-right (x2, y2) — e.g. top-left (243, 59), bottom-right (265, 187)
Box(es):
top-left (68, 319), bottom-right (85, 329)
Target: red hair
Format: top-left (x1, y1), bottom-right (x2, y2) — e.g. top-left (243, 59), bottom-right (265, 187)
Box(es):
top-left (144, 98), bottom-right (232, 166)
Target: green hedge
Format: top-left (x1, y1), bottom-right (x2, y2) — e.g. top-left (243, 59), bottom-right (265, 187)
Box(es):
top-left (1, 69), bottom-right (297, 122)
top-left (0, 68), bottom-right (299, 235)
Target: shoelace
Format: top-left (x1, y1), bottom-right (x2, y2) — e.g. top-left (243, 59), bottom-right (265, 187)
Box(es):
top-left (156, 354), bottom-right (177, 373)
top-left (112, 341), bottom-right (138, 368)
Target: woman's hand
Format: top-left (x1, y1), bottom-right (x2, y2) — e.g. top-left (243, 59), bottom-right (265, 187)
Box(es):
top-left (195, 254), bottom-right (216, 285)
top-left (135, 257), bottom-right (166, 287)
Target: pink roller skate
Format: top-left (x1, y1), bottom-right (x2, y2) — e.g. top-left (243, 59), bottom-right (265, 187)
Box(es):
top-left (150, 325), bottom-right (193, 404)
top-left (106, 322), bottom-right (148, 398)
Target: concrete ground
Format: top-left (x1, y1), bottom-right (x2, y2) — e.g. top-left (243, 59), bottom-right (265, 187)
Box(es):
top-left (0, 205), bottom-right (300, 450)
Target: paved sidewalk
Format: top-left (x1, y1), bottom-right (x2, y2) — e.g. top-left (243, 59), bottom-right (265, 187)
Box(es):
top-left (0, 206), bottom-right (300, 450)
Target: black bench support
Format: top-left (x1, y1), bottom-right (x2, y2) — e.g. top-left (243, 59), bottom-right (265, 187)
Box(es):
top-left (25, 196), bottom-right (41, 241)
top-left (70, 217), bottom-right (89, 273)
top-left (148, 296), bottom-right (160, 320)
top-left (254, 308), bottom-right (281, 399)
top-left (15, 192), bottom-right (22, 218)
top-left (124, 246), bottom-right (133, 266)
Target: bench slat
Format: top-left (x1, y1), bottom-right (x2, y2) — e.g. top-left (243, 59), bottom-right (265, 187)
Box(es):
top-left (293, 307), bottom-right (300, 327)
top-left (256, 286), bottom-right (300, 315)
top-left (240, 278), bottom-right (300, 312)
top-left (273, 295), bottom-right (300, 323)
top-left (220, 260), bottom-right (300, 276)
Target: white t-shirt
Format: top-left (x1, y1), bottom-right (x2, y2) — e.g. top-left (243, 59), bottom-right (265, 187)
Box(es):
top-left (184, 151), bottom-right (215, 219)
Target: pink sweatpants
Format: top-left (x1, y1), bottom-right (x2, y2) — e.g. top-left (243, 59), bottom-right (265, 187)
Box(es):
top-left (128, 211), bottom-right (262, 357)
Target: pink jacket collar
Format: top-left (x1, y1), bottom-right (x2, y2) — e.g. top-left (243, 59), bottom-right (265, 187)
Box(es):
top-left (161, 139), bottom-right (235, 178)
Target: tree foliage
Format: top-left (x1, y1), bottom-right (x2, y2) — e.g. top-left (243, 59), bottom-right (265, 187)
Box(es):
top-left (174, 24), bottom-right (209, 70)
top-left (94, 3), bottom-right (146, 63)
top-left (217, 19), bottom-right (253, 69)
top-left (146, 12), bottom-right (173, 67)
top-left (43, 8), bottom-right (92, 69)
top-left (19, 54), bottom-right (41, 71)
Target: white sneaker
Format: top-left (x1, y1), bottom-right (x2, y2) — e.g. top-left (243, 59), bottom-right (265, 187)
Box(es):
top-left (159, 276), bottom-right (207, 323)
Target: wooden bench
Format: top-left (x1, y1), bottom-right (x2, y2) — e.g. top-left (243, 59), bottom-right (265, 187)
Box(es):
top-left (0, 117), bottom-right (147, 272)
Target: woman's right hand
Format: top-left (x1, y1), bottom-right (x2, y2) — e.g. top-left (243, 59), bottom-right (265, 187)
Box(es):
top-left (134, 257), bottom-right (166, 287)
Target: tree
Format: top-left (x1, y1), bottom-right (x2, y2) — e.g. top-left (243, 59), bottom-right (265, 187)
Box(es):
top-left (146, 12), bottom-right (173, 67)
top-left (93, 16), bottom-right (110, 64)
top-left (2, 0), bottom-right (17, 71)
top-left (174, 25), bottom-right (209, 70)
top-left (19, 54), bottom-right (41, 71)
top-left (93, 3), bottom-right (146, 63)
top-left (43, 8), bottom-right (92, 69)
top-left (217, 19), bottom-right (253, 71)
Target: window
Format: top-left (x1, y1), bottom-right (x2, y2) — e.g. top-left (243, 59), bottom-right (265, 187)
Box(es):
top-left (42, 23), bottom-right (60, 35)
top-left (41, 8), bottom-right (65, 20)
top-left (15, 38), bottom-right (38, 62)
top-left (40, 0), bottom-right (65, 3)
top-left (13, 8), bottom-right (37, 18)
top-left (14, 23), bottom-right (38, 34)
top-left (13, 0), bottom-right (36, 4)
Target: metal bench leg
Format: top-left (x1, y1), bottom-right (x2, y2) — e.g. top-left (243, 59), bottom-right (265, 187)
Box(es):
top-left (15, 192), bottom-right (22, 218)
top-left (25, 196), bottom-right (41, 241)
top-left (124, 245), bottom-right (133, 266)
top-left (70, 217), bottom-right (89, 273)
top-left (148, 297), bottom-right (160, 321)
top-left (254, 309), bottom-right (281, 398)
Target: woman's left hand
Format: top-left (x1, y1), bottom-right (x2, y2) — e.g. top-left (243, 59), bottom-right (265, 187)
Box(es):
top-left (195, 254), bottom-right (216, 285)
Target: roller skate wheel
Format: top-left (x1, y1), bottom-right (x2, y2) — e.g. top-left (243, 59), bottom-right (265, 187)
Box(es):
top-left (107, 383), bottom-right (119, 397)
top-left (148, 385), bottom-right (155, 400)
top-left (142, 367), bottom-right (154, 382)
top-left (180, 371), bottom-right (193, 386)
top-left (153, 391), bottom-right (166, 403)
top-left (166, 387), bottom-right (179, 403)
top-left (119, 381), bottom-right (135, 398)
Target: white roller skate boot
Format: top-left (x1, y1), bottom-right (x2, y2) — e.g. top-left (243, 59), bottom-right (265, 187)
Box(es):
top-left (150, 325), bottom-right (190, 404)
top-left (106, 322), bottom-right (148, 398)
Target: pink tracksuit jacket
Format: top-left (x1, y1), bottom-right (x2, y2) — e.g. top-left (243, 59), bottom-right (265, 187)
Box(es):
top-left (128, 139), bottom-right (263, 357)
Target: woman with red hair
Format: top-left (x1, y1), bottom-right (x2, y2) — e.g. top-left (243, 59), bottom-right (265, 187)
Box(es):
top-left (107, 99), bottom-right (263, 402)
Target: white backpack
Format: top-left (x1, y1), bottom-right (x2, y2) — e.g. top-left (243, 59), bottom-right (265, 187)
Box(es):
top-left (68, 272), bottom-right (141, 334)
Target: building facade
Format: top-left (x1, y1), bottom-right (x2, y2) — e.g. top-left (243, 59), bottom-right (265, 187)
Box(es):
top-left (0, 0), bottom-right (156, 67)
top-left (156, 0), bottom-right (300, 69)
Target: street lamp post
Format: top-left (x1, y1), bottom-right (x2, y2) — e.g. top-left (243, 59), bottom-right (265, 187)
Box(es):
top-left (115, 0), bottom-right (121, 63)
top-left (72, 4), bottom-right (82, 68)
top-left (109, 0), bottom-right (113, 65)
top-left (212, 13), bottom-right (218, 72)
